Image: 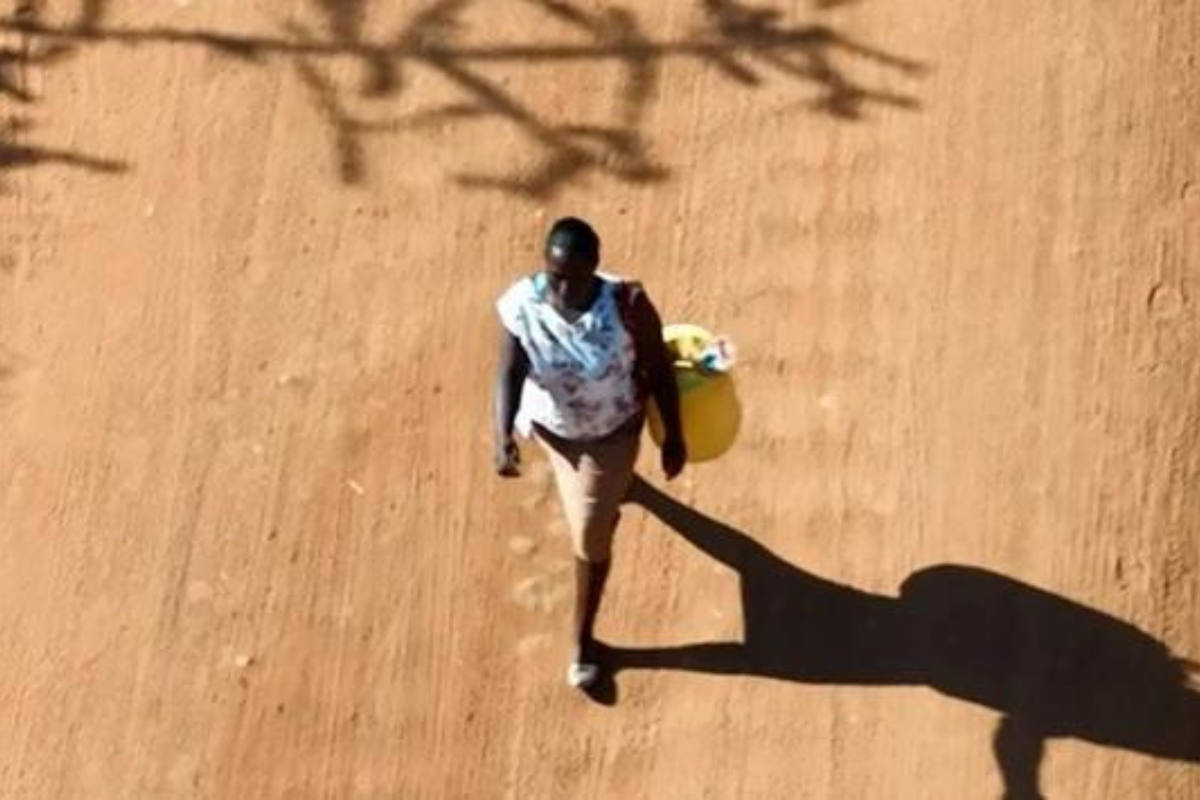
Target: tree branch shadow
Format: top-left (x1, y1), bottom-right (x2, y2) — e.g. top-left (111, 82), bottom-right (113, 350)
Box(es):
top-left (0, 2), bottom-right (126, 182)
top-left (608, 476), bottom-right (1200, 799)
top-left (0, 133), bottom-right (126, 173)
top-left (1, 0), bottom-right (927, 196)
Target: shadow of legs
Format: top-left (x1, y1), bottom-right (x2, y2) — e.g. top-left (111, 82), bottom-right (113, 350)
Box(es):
top-left (994, 715), bottom-right (1046, 800)
top-left (608, 642), bottom-right (750, 675)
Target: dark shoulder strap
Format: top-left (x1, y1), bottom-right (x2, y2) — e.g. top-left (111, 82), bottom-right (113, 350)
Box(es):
top-left (614, 280), bottom-right (643, 335)
top-left (614, 281), bottom-right (653, 397)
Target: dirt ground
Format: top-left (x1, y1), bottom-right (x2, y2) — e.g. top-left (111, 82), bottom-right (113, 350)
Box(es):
top-left (1, 0), bottom-right (1198, 797)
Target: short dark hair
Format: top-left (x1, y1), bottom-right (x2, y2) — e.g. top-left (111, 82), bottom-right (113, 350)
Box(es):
top-left (545, 217), bottom-right (600, 264)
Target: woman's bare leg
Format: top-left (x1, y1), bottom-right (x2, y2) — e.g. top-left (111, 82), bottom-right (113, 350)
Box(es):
top-left (573, 556), bottom-right (611, 664)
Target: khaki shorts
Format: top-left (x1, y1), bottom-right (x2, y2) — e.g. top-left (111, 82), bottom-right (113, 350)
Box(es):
top-left (535, 421), bottom-right (642, 562)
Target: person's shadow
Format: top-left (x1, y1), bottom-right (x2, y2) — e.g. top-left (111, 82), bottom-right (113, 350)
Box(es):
top-left (602, 476), bottom-right (1200, 799)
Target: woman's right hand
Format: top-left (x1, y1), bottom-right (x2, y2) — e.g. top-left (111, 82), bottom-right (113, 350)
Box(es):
top-left (494, 436), bottom-right (521, 477)
top-left (661, 433), bottom-right (687, 480)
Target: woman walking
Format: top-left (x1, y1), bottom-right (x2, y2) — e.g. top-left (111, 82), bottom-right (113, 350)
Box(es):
top-left (494, 216), bottom-right (686, 690)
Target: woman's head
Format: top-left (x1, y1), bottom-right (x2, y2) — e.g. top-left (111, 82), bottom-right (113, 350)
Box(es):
top-left (544, 217), bottom-right (600, 282)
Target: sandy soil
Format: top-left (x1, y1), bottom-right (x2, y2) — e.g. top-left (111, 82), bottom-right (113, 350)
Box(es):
top-left (2, 0), bottom-right (1198, 797)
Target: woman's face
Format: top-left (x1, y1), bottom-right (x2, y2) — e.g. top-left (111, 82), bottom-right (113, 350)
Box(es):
top-left (544, 251), bottom-right (598, 292)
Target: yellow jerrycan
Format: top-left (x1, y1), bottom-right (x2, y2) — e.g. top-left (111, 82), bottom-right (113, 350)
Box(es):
top-left (646, 324), bottom-right (740, 463)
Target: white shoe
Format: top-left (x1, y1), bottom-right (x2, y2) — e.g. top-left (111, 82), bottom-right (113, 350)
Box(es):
top-left (566, 661), bottom-right (600, 689)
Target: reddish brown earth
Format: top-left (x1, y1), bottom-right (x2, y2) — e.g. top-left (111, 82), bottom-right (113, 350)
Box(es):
top-left (2, 1), bottom-right (1198, 797)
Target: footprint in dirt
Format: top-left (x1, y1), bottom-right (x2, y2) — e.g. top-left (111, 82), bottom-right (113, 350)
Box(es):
top-left (518, 458), bottom-right (556, 513)
top-left (512, 574), bottom-right (569, 614)
top-left (515, 632), bottom-right (553, 657)
top-left (0, 346), bottom-right (39, 407)
top-left (508, 536), bottom-right (538, 557)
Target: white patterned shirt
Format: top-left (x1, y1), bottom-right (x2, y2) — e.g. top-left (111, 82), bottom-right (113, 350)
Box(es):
top-left (497, 272), bottom-right (642, 440)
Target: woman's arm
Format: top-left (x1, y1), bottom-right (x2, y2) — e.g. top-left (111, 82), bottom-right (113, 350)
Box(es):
top-left (493, 328), bottom-right (529, 476)
top-left (630, 290), bottom-right (686, 478)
